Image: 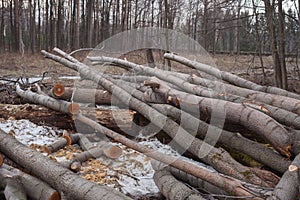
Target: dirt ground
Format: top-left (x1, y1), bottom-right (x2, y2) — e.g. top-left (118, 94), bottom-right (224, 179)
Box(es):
top-left (0, 51), bottom-right (299, 93)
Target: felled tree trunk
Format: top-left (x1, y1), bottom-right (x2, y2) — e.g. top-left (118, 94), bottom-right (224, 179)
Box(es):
top-left (0, 103), bottom-right (136, 132)
top-left (152, 160), bottom-right (228, 196)
top-left (42, 49), bottom-right (274, 187)
top-left (268, 154), bottom-right (300, 200)
top-left (167, 72), bottom-right (300, 129)
top-left (4, 177), bottom-right (27, 200)
top-left (153, 168), bottom-right (206, 200)
top-left (0, 164), bottom-right (60, 200)
top-left (110, 77), bottom-right (289, 174)
top-left (144, 78), bottom-right (292, 157)
top-left (49, 85), bottom-right (124, 106)
top-left (164, 53), bottom-right (300, 100)
top-left (0, 128), bottom-right (132, 200)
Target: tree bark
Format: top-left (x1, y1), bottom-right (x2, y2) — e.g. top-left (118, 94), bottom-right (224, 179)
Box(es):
top-left (152, 160), bottom-right (228, 196)
top-left (0, 128), bottom-right (132, 200)
top-left (268, 154), bottom-right (300, 200)
top-left (110, 78), bottom-right (289, 173)
top-left (164, 53), bottom-right (300, 100)
top-left (0, 164), bottom-right (60, 200)
top-left (4, 176), bottom-right (26, 200)
top-left (167, 72), bottom-right (300, 128)
top-left (144, 78), bottom-right (292, 157)
top-left (153, 168), bottom-right (206, 200)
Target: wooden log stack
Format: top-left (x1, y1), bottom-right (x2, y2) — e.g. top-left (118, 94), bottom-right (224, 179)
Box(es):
top-left (1, 47), bottom-right (300, 199)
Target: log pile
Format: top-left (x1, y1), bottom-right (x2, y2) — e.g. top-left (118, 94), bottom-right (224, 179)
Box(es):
top-left (0, 47), bottom-right (300, 199)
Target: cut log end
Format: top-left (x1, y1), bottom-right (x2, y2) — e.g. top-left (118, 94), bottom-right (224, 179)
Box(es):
top-left (62, 134), bottom-right (72, 146)
top-left (289, 165), bottom-right (298, 172)
top-left (70, 161), bottom-right (81, 172)
top-left (69, 103), bottom-right (80, 115)
top-left (49, 191), bottom-right (61, 200)
top-left (103, 146), bottom-right (122, 159)
top-left (53, 84), bottom-right (65, 97)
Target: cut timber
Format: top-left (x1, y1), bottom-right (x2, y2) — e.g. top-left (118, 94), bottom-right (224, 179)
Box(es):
top-left (50, 85), bottom-right (123, 106)
top-left (4, 176), bottom-right (26, 200)
top-left (75, 113), bottom-right (265, 198)
top-left (114, 80), bottom-right (288, 174)
top-left (151, 104), bottom-right (289, 174)
top-left (48, 84), bottom-right (65, 98)
top-left (60, 143), bottom-right (122, 172)
top-left (268, 154), bottom-right (300, 200)
top-left (0, 164), bottom-right (60, 200)
top-left (87, 56), bottom-right (292, 156)
top-left (153, 168), bottom-right (206, 200)
top-left (152, 160), bottom-right (228, 196)
top-left (44, 132), bottom-right (80, 154)
top-left (16, 85), bottom-right (80, 115)
top-left (0, 103), bottom-right (136, 132)
top-left (43, 49), bottom-right (273, 187)
top-left (145, 78), bottom-right (292, 157)
top-left (167, 72), bottom-right (300, 129)
top-left (17, 73), bottom-right (267, 198)
top-left (0, 128), bottom-right (132, 200)
top-left (164, 53), bottom-right (300, 100)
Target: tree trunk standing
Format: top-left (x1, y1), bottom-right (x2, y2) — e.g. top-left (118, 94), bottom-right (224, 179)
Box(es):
top-left (75, 0), bottom-right (80, 49)
top-left (29, 0), bottom-right (36, 53)
top-left (66, 0), bottom-right (72, 50)
top-left (13, 0), bottom-right (19, 52)
top-left (163, 0), bottom-right (171, 70)
top-left (45, 0), bottom-right (49, 50)
top-left (263, 0), bottom-right (283, 88)
top-left (121, 0), bottom-right (128, 31)
top-left (278, 0), bottom-right (288, 90)
top-left (234, 0), bottom-right (241, 55)
top-left (202, 0), bottom-right (209, 50)
top-left (0, 0), bottom-right (5, 52)
top-left (86, 0), bottom-right (93, 47)
top-left (252, 0), bottom-right (266, 83)
top-left (37, 0), bottom-right (41, 50)
top-left (94, 0), bottom-right (100, 45)
top-left (57, 0), bottom-right (64, 49)
top-left (50, 0), bottom-right (57, 48)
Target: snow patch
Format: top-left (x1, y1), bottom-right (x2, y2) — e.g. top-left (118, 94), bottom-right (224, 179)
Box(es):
top-left (0, 119), bottom-right (61, 146)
